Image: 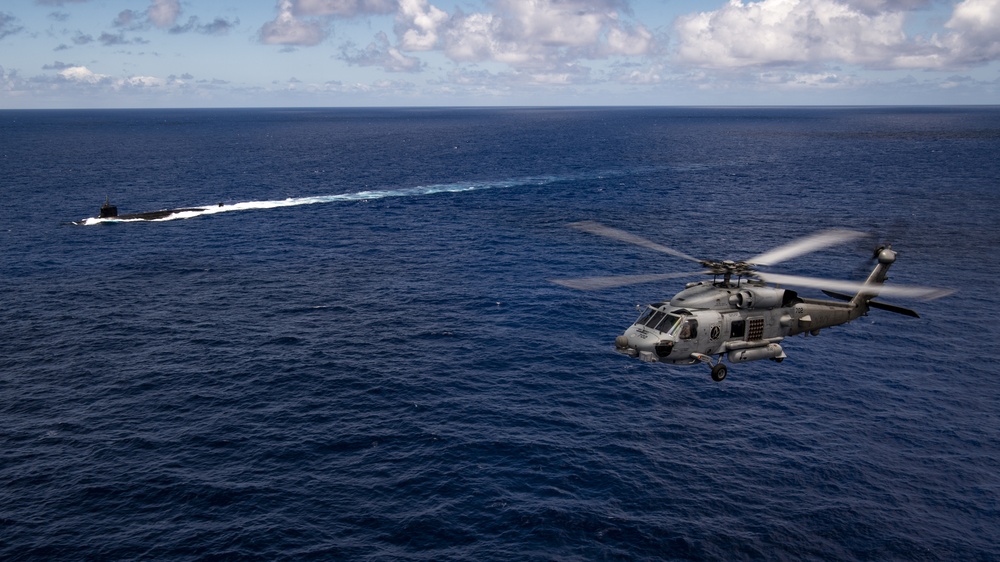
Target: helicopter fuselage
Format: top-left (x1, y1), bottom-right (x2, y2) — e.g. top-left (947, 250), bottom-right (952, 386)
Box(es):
top-left (615, 280), bottom-right (860, 365)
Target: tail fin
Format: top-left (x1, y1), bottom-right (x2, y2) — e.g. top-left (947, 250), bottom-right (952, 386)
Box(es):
top-left (849, 245), bottom-right (894, 306)
top-left (845, 245), bottom-right (922, 317)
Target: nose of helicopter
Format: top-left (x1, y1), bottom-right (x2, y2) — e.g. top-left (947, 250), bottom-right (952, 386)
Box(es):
top-left (615, 330), bottom-right (674, 362)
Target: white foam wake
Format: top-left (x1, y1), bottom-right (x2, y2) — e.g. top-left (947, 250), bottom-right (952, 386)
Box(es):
top-left (78, 175), bottom-right (564, 225)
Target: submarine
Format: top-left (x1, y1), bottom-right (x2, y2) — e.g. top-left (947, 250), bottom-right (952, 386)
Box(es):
top-left (90, 196), bottom-right (219, 222)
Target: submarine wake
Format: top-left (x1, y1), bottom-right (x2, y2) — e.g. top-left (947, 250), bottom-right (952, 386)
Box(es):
top-left (76, 174), bottom-right (571, 225)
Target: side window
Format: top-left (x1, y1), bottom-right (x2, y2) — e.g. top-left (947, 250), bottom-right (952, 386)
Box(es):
top-left (679, 319), bottom-right (698, 340)
top-left (730, 319), bottom-right (746, 339)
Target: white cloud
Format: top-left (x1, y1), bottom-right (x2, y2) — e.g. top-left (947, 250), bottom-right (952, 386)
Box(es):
top-left (57, 65), bottom-right (166, 89)
top-left (259, 0), bottom-right (326, 45)
top-left (435, 0), bottom-right (653, 71)
top-left (397, 0), bottom-right (448, 51)
top-left (147, 0), bottom-right (181, 28)
top-left (118, 75), bottom-right (167, 88)
top-left (674, 0), bottom-right (908, 68)
top-left (940, 0), bottom-right (1000, 65)
top-left (256, 0), bottom-right (655, 85)
top-left (673, 0), bottom-right (1000, 71)
top-left (59, 65), bottom-right (110, 83)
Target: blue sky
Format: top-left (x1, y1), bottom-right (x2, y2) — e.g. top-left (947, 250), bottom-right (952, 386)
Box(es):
top-left (1, 0), bottom-right (997, 108)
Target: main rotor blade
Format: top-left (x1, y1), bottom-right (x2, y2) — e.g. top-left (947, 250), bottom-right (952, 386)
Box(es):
top-left (567, 221), bottom-right (703, 264)
top-left (758, 272), bottom-right (954, 300)
top-left (551, 271), bottom-right (708, 291)
top-left (749, 229), bottom-right (866, 267)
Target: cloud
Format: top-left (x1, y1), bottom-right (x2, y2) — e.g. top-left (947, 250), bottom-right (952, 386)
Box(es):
top-left (197, 17), bottom-right (240, 35)
top-left (397, 0), bottom-right (448, 51)
top-left (674, 0), bottom-right (909, 68)
top-left (113, 9), bottom-right (144, 30)
top-left (939, 0), bottom-right (1000, 65)
top-left (59, 65), bottom-right (110, 83)
top-left (436, 0), bottom-right (654, 72)
top-left (673, 0), bottom-right (1000, 71)
top-left (147, 0), bottom-right (181, 28)
top-left (1, 12), bottom-right (25, 41)
top-left (293, 0), bottom-right (396, 17)
top-left (257, 0), bottom-right (396, 46)
top-left (169, 16), bottom-right (239, 35)
top-left (259, 0), bottom-right (327, 45)
top-left (115, 0), bottom-right (233, 35)
top-left (257, 0), bottom-right (654, 80)
top-left (119, 74), bottom-right (167, 88)
top-left (100, 31), bottom-right (137, 46)
top-left (340, 31), bottom-right (423, 71)
top-left (43, 60), bottom-right (76, 70)
top-left (55, 65), bottom-right (168, 90)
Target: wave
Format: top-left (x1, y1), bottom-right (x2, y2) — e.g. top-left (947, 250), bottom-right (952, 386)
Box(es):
top-left (77, 174), bottom-right (574, 226)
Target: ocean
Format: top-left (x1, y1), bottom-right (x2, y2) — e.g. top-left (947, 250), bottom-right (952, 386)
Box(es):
top-left (1, 107), bottom-right (998, 560)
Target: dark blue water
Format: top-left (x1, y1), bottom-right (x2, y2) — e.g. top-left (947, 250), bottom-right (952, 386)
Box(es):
top-left (2, 107), bottom-right (998, 560)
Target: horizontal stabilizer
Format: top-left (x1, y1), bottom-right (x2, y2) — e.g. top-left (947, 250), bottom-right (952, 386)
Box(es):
top-left (822, 290), bottom-right (920, 318)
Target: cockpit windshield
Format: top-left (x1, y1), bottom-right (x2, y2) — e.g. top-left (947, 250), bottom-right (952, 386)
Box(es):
top-left (635, 308), bottom-right (682, 334)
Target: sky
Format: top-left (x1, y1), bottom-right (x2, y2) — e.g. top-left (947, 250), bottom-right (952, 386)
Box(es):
top-left (0, 0), bottom-right (998, 108)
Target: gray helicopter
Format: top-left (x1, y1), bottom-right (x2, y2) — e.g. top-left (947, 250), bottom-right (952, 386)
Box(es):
top-left (553, 221), bottom-right (952, 381)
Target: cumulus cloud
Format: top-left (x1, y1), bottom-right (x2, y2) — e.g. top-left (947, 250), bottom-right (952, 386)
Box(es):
top-left (257, 0), bottom-right (396, 46)
top-left (259, 0), bottom-right (327, 45)
top-left (939, 0), bottom-right (1000, 65)
top-left (674, 0), bottom-right (909, 68)
top-left (673, 0), bottom-right (1000, 71)
top-left (56, 65), bottom-right (168, 90)
top-left (436, 0), bottom-right (654, 72)
top-left (397, 0), bottom-right (448, 51)
top-left (258, 0), bottom-right (654, 81)
top-left (59, 65), bottom-right (110, 83)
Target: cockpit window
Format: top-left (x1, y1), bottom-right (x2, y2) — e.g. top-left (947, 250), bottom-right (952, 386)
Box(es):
top-left (654, 313), bottom-right (682, 333)
top-left (636, 308), bottom-right (657, 326)
top-left (635, 309), bottom-right (682, 333)
top-left (644, 310), bottom-right (667, 330)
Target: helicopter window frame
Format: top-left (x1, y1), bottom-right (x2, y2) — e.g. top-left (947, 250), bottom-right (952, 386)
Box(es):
top-left (653, 313), bottom-right (682, 334)
top-left (641, 310), bottom-right (667, 330)
top-left (635, 308), bottom-right (657, 326)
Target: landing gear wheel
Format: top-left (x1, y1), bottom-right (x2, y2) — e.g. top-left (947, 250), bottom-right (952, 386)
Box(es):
top-left (711, 364), bottom-right (728, 382)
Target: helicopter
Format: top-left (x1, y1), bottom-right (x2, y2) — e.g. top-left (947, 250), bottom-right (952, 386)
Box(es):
top-left (552, 221), bottom-right (952, 381)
